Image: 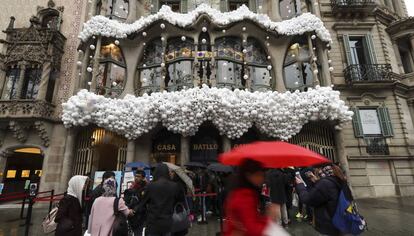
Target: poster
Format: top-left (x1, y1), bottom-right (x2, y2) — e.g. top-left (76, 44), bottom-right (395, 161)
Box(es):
top-left (122, 171), bottom-right (135, 193)
top-left (0, 183), bottom-right (3, 195)
top-left (93, 171), bottom-right (122, 196)
top-left (359, 109), bottom-right (382, 135)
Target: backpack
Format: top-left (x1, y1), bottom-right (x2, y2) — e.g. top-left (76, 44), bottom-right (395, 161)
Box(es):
top-left (329, 179), bottom-right (367, 235)
top-left (112, 198), bottom-right (129, 236)
top-left (42, 205), bottom-right (59, 234)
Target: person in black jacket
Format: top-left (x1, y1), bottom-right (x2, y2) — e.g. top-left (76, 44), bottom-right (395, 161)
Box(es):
top-left (295, 164), bottom-right (345, 236)
top-left (55, 175), bottom-right (89, 236)
top-left (266, 169), bottom-right (289, 227)
top-left (125, 170), bottom-right (147, 236)
top-left (134, 163), bottom-right (180, 236)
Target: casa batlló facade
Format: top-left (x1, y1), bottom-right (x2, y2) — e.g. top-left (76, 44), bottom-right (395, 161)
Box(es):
top-left (0, 0), bottom-right (413, 199)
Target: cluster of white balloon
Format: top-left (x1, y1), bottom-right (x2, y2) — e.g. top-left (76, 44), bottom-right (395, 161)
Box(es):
top-left (62, 86), bottom-right (353, 140)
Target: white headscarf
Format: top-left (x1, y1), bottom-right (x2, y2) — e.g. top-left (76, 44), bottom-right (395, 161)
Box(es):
top-left (67, 175), bottom-right (88, 205)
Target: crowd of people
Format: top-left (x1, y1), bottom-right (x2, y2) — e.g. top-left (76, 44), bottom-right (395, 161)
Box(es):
top-left (53, 160), bottom-right (352, 236)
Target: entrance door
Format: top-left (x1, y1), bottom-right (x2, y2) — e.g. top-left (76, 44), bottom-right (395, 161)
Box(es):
top-left (2, 147), bottom-right (43, 194)
top-left (95, 144), bottom-right (118, 171)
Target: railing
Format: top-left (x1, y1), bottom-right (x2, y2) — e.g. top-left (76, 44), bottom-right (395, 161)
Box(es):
top-left (365, 137), bottom-right (390, 155)
top-left (344, 64), bottom-right (393, 83)
top-left (0, 100), bottom-right (55, 119)
top-left (331, 0), bottom-right (377, 13)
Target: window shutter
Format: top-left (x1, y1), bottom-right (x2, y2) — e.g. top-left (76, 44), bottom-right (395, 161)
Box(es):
top-left (181, 0), bottom-right (188, 13)
top-left (351, 107), bottom-right (364, 137)
top-left (220, 0), bottom-right (227, 12)
top-left (342, 34), bottom-right (352, 65)
top-left (364, 33), bottom-right (377, 64)
top-left (151, 0), bottom-right (158, 13)
top-left (377, 106), bottom-right (393, 137)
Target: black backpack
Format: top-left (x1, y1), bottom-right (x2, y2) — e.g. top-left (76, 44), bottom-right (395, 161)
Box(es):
top-left (112, 197), bottom-right (129, 236)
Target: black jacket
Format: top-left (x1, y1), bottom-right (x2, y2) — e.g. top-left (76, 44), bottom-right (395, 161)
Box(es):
top-left (296, 176), bottom-right (342, 235)
top-left (136, 164), bottom-right (180, 234)
top-left (267, 169), bottom-right (288, 204)
top-left (55, 195), bottom-right (83, 236)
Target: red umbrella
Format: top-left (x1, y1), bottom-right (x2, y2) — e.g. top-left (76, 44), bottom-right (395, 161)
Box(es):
top-left (219, 141), bottom-right (331, 168)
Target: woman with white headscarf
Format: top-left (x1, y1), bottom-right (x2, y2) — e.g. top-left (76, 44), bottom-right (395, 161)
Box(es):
top-left (88, 178), bottom-right (131, 236)
top-left (55, 175), bottom-right (89, 236)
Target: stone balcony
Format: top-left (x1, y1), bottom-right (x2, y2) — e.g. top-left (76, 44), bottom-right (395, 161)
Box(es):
top-left (0, 100), bottom-right (55, 120)
top-left (331, 0), bottom-right (377, 17)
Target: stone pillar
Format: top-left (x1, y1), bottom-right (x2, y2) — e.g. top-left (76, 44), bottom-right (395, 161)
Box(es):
top-left (222, 136), bottom-right (231, 152)
top-left (126, 0), bottom-right (137, 23)
top-left (270, 0), bottom-right (281, 21)
top-left (409, 35), bottom-right (414, 67)
top-left (137, 0), bottom-right (146, 18)
top-left (78, 49), bottom-right (91, 93)
top-left (60, 129), bottom-right (76, 189)
top-left (180, 136), bottom-right (190, 167)
top-left (392, 40), bottom-right (405, 74)
top-left (88, 0), bottom-right (97, 18)
top-left (36, 61), bottom-right (52, 100)
top-left (126, 140), bottom-right (136, 164)
top-left (334, 130), bottom-right (351, 186)
top-left (15, 63), bottom-right (26, 99)
top-left (316, 40), bottom-right (331, 86)
top-left (310, 0), bottom-right (321, 17)
top-left (121, 42), bottom-right (143, 96)
top-left (90, 37), bottom-right (102, 93)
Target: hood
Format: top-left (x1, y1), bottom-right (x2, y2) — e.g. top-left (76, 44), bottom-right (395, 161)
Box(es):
top-left (153, 163), bottom-right (170, 181)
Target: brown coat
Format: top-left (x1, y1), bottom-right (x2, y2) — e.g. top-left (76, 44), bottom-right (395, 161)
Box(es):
top-left (55, 195), bottom-right (83, 236)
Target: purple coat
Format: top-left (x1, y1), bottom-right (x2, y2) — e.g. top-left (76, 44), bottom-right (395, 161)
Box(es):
top-left (88, 196), bottom-right (130, 236)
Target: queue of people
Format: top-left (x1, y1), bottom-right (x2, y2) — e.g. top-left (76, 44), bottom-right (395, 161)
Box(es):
top-left (53, 160), bottom-right (358, 236)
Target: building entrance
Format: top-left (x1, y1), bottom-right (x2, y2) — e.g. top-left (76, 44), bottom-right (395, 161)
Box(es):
top-left (2, 147), bottom-right (43, 194)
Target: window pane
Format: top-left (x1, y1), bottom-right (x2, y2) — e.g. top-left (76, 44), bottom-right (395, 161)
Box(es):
top-left (160, 0), bottom-right (180, 12)
top-left (349, 38), bottom-right (367, 65)
top-left (100, 43), bottom-right (124, 63)
top-left (215, 37), bottom-right (243, 61)
top-left (46, 69), bottom-right (59, 102)
top-left (143, 39), bottom-right (163, 66)
top-left (359, 109), bottom-right (382, 135)
top-left (229, 0), bottom-right (249, 11)
top-left (166, 61), bottom-right (192, 87)
top-left (6, 170), bottom-right (16, 178)
top-left (21, 68), bottom-right (42, 99)
top-left (109, 0), bottom-right (129, 19)
top-left (249, 66), bottom-right (271, 86)
top-left (166, 38), bottom-right (194, 61)
top-left (245, 38), bottom-right (267, 65)
top-left (140, 67), bottom-right (163, 87)
top-left (217, 60), bottom-right (237, 84)
top-left (97, 63), bottom-right (125, 97)
top-left (21, 170), bottom-right (30, 178)
top-left (280, 0), bottom-right (299, 19)
top-left (2, 68), bottom-right (20, 100)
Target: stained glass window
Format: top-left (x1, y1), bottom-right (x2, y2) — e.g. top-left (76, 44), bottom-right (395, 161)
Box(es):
top-left (245, 38), bottom-right (271, 91)
top-left (166, 38), bottom-right (194, 62)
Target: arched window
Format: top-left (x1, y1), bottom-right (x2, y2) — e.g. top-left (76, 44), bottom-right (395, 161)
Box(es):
top-left (97, 41), bottom-right (126, 97)
top-left (107, 0), bottom-right (129, 21)
top-left (245, 38), bottom-right (271, 91)
top-left (279, 0), bottom-right (301, 19)
top-left (283, 37), bottom-right (314, 92)
top-left (165, 37), bottom-right (194, 91)
top-left (138, 38), bottom-right (163, 95)
top-left (215, 37), bottom-right (245, 89)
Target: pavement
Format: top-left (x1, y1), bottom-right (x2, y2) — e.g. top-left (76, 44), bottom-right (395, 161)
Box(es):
top-left (0, 197), bottom-right (413, 236)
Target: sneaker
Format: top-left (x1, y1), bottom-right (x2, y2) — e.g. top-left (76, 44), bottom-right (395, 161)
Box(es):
top-left (197, 216), bottom-right (202, 222)
top-left (303, 214), bottom-right (308, 219)
top-left (206, 211), bottom-right (213, 215)
top-left (295, 212), bottom-right (303, 218)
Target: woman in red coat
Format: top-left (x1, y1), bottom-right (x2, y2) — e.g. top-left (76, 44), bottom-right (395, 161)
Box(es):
top-left (224, 159), bottom-right (278, 236)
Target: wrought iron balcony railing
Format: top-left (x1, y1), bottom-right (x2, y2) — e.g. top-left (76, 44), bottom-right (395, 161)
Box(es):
top-left (331, 0), bottom-right (377, 15)
top-left (0, 100), bottom-right (55, 119)
top-left (365, 137), bottom-right (389, 155)
top-left (344, 64), bottom-right (393, 83)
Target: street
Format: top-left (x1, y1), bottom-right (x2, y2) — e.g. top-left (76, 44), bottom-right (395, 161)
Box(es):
top-left (0, 197), bottom-right (413, 236)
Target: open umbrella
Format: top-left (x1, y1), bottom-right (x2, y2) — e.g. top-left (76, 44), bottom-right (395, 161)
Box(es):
top-left (207, 163), bottom-right (234, 173)
top-left (162, 162), bottom-right (195, 194)
top-left (125, 162), bottom-right (150, 169)
top-left (219, 141), bottom-right (331, 168)
top-left (184, 162), bottom-right (207, 168)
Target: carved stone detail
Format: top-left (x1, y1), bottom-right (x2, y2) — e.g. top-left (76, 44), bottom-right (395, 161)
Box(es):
top-left (8, 121), bottom-right (27, 143)
top-left (0, 100), bottom-right (55, 119)
top-left (34, 121), bottom-right (50, 147)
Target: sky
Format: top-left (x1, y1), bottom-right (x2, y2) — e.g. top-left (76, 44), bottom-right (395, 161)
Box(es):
top-left (406, 0), bottom-right (414, 16)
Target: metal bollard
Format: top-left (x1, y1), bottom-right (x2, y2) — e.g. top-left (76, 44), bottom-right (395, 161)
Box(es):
top-left (49, 189), bottom-right (54, 213)
top-left (24, 197), bottom-right (34, 236)
top-left (20, 196), bottom-right (26, 219)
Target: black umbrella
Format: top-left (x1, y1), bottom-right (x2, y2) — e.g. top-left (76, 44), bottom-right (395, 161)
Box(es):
top-left (207, 163), bottom-right (234, 173)
top-left (184, 162), bottom-right (207, 168)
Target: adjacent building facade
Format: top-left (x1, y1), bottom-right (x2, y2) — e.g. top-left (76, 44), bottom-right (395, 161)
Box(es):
top-left (0, 0), bottom-right (413, 198)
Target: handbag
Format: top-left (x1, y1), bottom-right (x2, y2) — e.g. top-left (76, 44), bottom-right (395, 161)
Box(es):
top-left (112, 197), bottom-right (129, 236)
top-left (42, 205), bottom-right (59, 234)
top-left (171, 196), bottom-right (191, 233)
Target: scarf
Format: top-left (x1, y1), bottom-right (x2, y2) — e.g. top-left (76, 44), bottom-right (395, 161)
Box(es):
top-left (67, 175), bottom-right (88, 205)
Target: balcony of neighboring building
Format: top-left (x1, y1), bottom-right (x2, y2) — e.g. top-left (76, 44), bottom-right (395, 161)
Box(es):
top-left (330, 0), bottom-right (377, 17)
